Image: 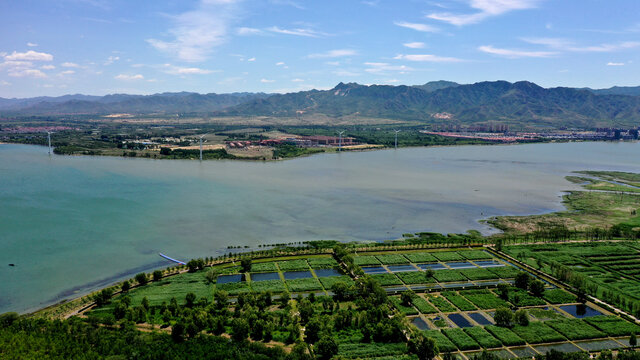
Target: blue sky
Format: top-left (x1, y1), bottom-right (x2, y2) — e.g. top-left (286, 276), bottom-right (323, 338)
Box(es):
top-left (1, 0), bottom-right (639, 97)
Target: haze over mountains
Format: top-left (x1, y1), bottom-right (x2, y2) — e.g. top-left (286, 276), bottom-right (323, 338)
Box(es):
top-left (2, 81), bottom-right (640, 129)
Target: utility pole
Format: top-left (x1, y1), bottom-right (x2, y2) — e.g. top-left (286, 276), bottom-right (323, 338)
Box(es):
top-left (199, 135), bottom-right (205, 161)
top-left (47, 131), bottom-right (52, 155)
top-left (394, 130), bottom-right (401, 149)
top-left (337, 130), bottom-right (345, 152)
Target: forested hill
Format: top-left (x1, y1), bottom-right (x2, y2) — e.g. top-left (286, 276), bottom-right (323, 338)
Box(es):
top-left (219, 81), bottom-right (640, 128)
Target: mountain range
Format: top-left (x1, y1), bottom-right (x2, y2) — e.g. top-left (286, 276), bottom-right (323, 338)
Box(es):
top-left (2, 81), bottom-right (640, 129)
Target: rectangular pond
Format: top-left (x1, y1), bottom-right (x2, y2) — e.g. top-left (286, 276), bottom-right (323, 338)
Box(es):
top-left (559, 304), bottom-right (603, 318)
top-left (447, 313), bottom-right (473, 328)
top-left (388, 264), bottom-right (418, 272)
top-left (509, 347), bottom-right (538, 358)
top-left (411, 317), bottom-right (430, 330)
top-left (313, 268), bottom-right (342, 277)
top-left (217, 274), bottom-right (244, 284)
top-left (533, 343), bottom-right (582, 354)
top-left (474, 260), bottom-right (505, 268)
top-left (283, 271), bottom-right (313, 280)
top-left (362, 266), bottom-right (388, 274)
top-left (417, 263), bottom-right (447, 270)
top-left (251, 272), bottom-right (280, 282)
top-left (446, 262), bottom-right (476, 269)
top-left (468, 312), bottom-right (493, 325)
top-left (575, 339), bottom-right (623, 351)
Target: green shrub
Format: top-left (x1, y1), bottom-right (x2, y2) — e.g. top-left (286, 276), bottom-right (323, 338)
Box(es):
top-left (251, 262), bottom-right (278, 273)
top-left (397, 271), bottom-right (434, 285)
top-left (433, 252), bottom-right (465, 262)
top-left (353, 256), bottom-right (381, 266)
top-left (423, 330), bottom-right (457, 352)
top-left (428, 295), bottom-right (457, 313)
top-left (464, 327), bottom-right (502, 349)
top-left (585, 316), bottom-right (640, 336)
top-left (404, 252), bottom-right (438, 263)
top-left (249, 280), bottom-right (286, 293)
top-left (442, 328), bottom-right (481, 350)
top-left (319, 276), bottom-right (354, 290)
top-left (371, 273), bottom-right (403, 286)
top-left (389, 296), bottom-right (418, 315)
top-left (545, 319), bottom-right (606, 340)
top-left (411, 295), bottom-right (437, 314)
top-left (458, 250), bottom-right (494, 260)
top-left (277, 260), bottom-right (309, 271)
top-left (376, 254), bottom-right (410, 265)
top-left (460, 290), bottom-right (510, 310)
top-left (433, 270), bottom-right (467, 283)
top-left (215, 282), bottom-right (250, 295)
top-left (507, 289), bottom-right (546, 307)
top-left (441, 292), bottom-right (477, 311)
top-left (543, 289), bottom-right (577, 304)
top-left (485, 325), bottom-right (526, 346)
top-left (511, 322), bottom-right (565, 344)
top-left (286, 278), bottom-right (322, 292)
top-left (308, 257), bottom-right (339, 269)
top-left (487, 266), bottom-right (520, 279)
top-left (459, 268), bottom-right (496, 281)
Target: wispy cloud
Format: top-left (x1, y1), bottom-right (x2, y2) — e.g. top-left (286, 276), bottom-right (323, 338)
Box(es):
top-left (236, 27), bottom-right (263, 35)
top-left (104, 56), bottom-right (119, 65)
top-left (115, 74), bottom-right (144, 80)
top-left (522, 37), bottom-right (640, 52)
top-left (162, 64), bottom-right (215, 75)
top-left (27, 42), bottom-right (38, 47)
top-left (267, 26), bottom-right (328, 37)
top-left (147, 0), bottom-right (241, 62)
top-left (393, 54), bottom-right (464, 62)
top-left (427, 0), bottom-right (542, 26)
top-left (403, 42), bottom-right (426, 49)
top-left (41, 65), bottom-right (56, 70)
top-left (269, 0), bottom-right (304, 9)
top-left (394, 21), bottom-right (439, 33)
top-left (478, 45), bottom-right (556, 58)
top-left (364, 62), bottom-right (413, 74)
top-left (61, 62), bottom-right (80, 68)
top-left (607, 62), bottom-right (624, 66)
top-left (59, 70), bottom-right (75, 76)
top-left (260, 78), bottom-right (275, 83)
top-left (292, 78), bottom-right (304, 82)
top-left (308, 49), bottom-right (357, 58)
top-left (5, 50), bottom-right (53, 61)
top-left (8, 69), bottom-right (47, 78)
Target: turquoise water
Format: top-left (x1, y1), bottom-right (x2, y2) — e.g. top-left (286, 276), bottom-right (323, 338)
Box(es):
top-left (1, 141), bottom-right (640, 313)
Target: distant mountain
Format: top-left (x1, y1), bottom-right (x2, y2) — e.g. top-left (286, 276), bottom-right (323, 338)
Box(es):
top-left (219, 81), bottom-right (640, 128)
top-left (0, 92), bottom-right (270, 115)
top-left (581, 86), bottom-right (640, 96)
top-left (413, 80), bottom-right (460, 92)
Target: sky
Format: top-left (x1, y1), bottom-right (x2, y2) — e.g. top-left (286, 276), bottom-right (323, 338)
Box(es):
top-left (1, 0), bottom-right (639, 98)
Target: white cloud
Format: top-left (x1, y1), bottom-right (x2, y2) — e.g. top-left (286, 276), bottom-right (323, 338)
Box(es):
top-left (247, 57), bottom-right (256, 61)
top-left (427, 0), bottom-right (541, 26)
top-left (333, 70), bottom-right (360, 77)
top-left (59, 70), bottom-right (75, 76)
top-left (393, 54), bottom-right (465, 62)
top-left (521, 38), bottom-right (640, 53)
top-left (394, 21), bottom-right (439, 33)
top-left (27, 42), bottom-right (38, 47)
top-left (236, 27), bottom-right (263, 35)
top-left (104, 56), bottom-right (120, 65)
top-left (61, 62), bottom-right (80, 68)
top-left (147, 0), bottom-right (241, 62)
top-left (308, 49), bottom-right (357, 58)
top-left (115, 74), bottom-right (144, 80)
top-left (364, 62), bottom-right (413, 73)
top-left (5, 50), bottom-right (53, 61)
top-left (292, 78), bottom-right (304, 82)
top-left (1, 80), bottom-right (11, 86)
top-left (478, 45), bottom-right (556, 58)
top-left (163, 64), bottom-right (215, 75)
top-left (276, 61), bottom-right (285, 66)
top-left (8, 69), bottom-right (47, 78)
top-left (41, 65), bottom-right (56, 70)
top-left (403, 42), bottom-right (426, 49)
top-left (325, 61), bottom-right (341, 66)
top-left (260, 78), bottom-right (275, 83)
top-left (607, 62), bottom-right (624, 66)
top-left (267, 26), bottom-right (329, 37)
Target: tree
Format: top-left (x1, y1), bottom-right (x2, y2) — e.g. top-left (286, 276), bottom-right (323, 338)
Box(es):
top-left (494, 307), bottom-right (513, 328)
top-left (630, 332), bottom-right (637, 348)
top-left (205, 269), bottom-right (218, 284)
top-left (251, 319), bottom-right (264, 341)
top-left (94, 288), bottom-right (114, 307)
top-left (514, 272), bottom-right (530, 290)
top-left (186, 259), bottom-right (204, 273)
top-left (141, 297), bottom-right (150, 311)
top-left (529, 279), bottom-right (545, 297)
top-left (408, 333), bottom-right (439, 360)
top-left (135, 273), bottom-right (148, 285)
top-left (280, 292), bottom-right (291, 307)
top-left (153, 270), bottom-right (163, 282)
top-left (497, 283), bottom-right (510, 300)
top-left (298, 298), bottom-right (314, 324)
top-left (185, 292), bottom-right (196, 308)
top-left (304, 317), bottom-right (322, 344)
top-left (241, 258), bottom-right (252, 273)
top-left (315, 335), bottom-right (338, 360)
top-left (121, 280), bottom-right (130, 292)
top-left (288, 342), bottom-right (312, 360)
top-left (214, 290), bottom-right (228, 310)
top-left (401, 291), bottom-right (413, 306)
top-left (231, 318), bottom-right (249, 342)
top-left (425, 269), bottom-right (435, 280)
top-left (160, 147), bottom-right (171, 156)
top-left (0, 312), bottom-right (19, 328)
top-left (171, 321), bottom-right (185, 342)
top-left (515, 309), bottom-right (529, 326)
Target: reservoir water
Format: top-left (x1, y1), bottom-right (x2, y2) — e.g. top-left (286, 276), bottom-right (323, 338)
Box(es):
top-left (1, 141), bottom-right (640, 313)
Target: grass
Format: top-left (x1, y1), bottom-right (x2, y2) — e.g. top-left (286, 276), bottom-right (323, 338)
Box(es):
top-left (441, 292), bottom-right (477, 311)
top-left (113, 272), bottom-right (212, 307)
top-left (459, 268), bottom-right (497, 281)
top-left (545, 319), bottom-right (606, 340)
top-left (389, 296), bottom-right (418, 316)
top-left (249, 279), bottom-right (286, 293)
top-left (285, 278), bottom-right (323, 292)
top-left (423, 330), bottom-right (458, 352)
top-left (433, 270), bottom-right (467, 283)
top-left (319, 276), bottom-right (354, 290)
top-left (485, 326), bottom-right (526, 346)
top-left (542, 289), bottom-right (577, 304)
top-left (376, 254), bottom-right (410, 265)
top-left (428, 295), bottom-right (457, 313)
top-left (411, 295), bottom-right (438, 314)
top-left (354, 256), bottom-right (381, 266)
top-left (584, 315), bottom-right (640, 336)
top-left (460, 290), bottom-right (511, 310)
top-left (486, 266), bottom-right (521, 279)
top-left (371, 273), bottom-right (403, 286)
top-left (307, 257), bottom-right (339, 269)
top-left (397, 271), bottom-right (433, 285)
top-left (528, 308), bottom-right (566, 320)
top-left (511, 322), bottom-right (566, 344)
top-left (215, 281), bottom-right (250, 295)
top-left (464, 327), bottom-right (502, 349)
top-left (458, 250), bottom-right (494, 260)
top-left (250, 262), bottom-right (278, 273)
top-left (507, 289), bottom-right (546, 307)
top-left (433, 252), bottom-right (465, 262)
top-left (337, 342), bottom-right (407, 359)
top-left (442, 328), bottom-right (481, 350)
top-left (404, 252), bottom-right (438, 263)
top-left (277, 260), bottom-right (310, 271)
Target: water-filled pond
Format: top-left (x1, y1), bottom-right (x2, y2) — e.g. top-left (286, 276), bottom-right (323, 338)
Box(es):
top-left (417, 263), bottom-right (447, 270)
top-left (251, 272), bottom-right (280, 282)
top-left (387, 265), bottom-right (418, 272)
top-left (313, 268), bottom-right (341, 277)
top-left (362, 266), bottom-right (388, 274)
top-left (468, 312), bottom-right (492, 325)
top-left (559, 304), bottom-right (603, 318)
top-left (447, 313), bottom-right (473, 328)
top-left (217, 274), bottom-right (243, 284)
top-left (411, 317), bottom-right (430, 330)
top-left (446, 262), bottom-right (476, 269)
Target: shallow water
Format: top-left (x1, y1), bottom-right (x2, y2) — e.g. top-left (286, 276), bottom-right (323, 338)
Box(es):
top-left (2, 141), bottom-right (640, 313)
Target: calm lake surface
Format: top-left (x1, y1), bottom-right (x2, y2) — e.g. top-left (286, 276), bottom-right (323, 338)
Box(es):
top-left (1, 141), bottom-right (640, 313)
